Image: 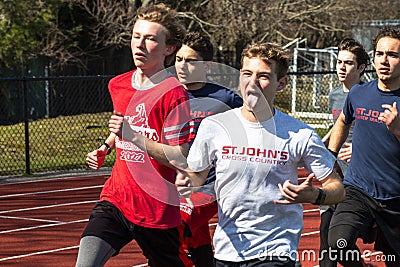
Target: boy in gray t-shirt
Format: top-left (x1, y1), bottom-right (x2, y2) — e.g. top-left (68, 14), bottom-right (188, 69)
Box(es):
top-left (320, 38), bottom-right (369, 267)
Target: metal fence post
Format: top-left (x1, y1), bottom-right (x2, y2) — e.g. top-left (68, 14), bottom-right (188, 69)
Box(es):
top-left (23, 77), bottom-right (31, 175)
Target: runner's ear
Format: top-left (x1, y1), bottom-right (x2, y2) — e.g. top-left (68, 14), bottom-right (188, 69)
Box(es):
top-left (277, 76), bottom-right (288, 92)
top-left (165, 45), bottom-right (177, 56)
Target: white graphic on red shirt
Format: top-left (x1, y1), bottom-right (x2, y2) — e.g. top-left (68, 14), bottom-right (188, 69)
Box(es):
top-left (116, 103), bottom-right (160, 163)
top-left (127, 103), bottom-right (149, 128)
top-left (126, 103), bottom-right (160, 142)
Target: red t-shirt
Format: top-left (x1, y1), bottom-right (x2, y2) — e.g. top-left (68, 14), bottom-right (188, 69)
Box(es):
top-left (100, 70), bottom-right (193, 229)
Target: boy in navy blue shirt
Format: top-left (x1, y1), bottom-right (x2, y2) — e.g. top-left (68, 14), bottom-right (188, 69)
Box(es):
top-left (328, 26), bottom-right (400, 266)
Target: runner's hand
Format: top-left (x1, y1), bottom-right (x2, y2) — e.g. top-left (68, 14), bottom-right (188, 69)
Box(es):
top-left (86, 149), bottom-right (106, 170)
top-left (274, 173), bottom-right (317, 204)
top-left (379, 102), bottom-right (400, 139)
top-left (175, 169), bottom-right (193, 198)
top-left (338, 142), bottom-right (352, 163)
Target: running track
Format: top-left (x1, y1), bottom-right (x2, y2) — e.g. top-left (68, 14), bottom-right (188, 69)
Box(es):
top-left (0, 170), bottom-right (387, 266)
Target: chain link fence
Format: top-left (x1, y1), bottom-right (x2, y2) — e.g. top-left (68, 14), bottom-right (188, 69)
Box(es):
top-left (0, 76), bottom-right (115, 176)
top-left (0, 70), bottom-right (377, 177)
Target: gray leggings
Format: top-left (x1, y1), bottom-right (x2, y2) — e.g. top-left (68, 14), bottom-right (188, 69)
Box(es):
top-left (75, 236), bottom-right (116, 267)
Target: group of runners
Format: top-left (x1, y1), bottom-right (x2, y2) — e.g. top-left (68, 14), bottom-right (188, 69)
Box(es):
top-left (76, 3), bottom-right (400, 267)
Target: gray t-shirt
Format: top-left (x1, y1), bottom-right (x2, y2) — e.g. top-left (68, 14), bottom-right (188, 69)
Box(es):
top-left (187, 108), bottom-right (335, 261)
top-left (328, 85), bottom-right (355, 174)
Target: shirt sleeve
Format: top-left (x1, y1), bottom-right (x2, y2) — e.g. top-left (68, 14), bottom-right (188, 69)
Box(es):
top-left (343, 87), bottom-right (356, 125)
top-left (301, 130), bottom-right (335, 181)
top-left (187, 118), bottom-right (216, 172)
top-left (162, 86), bottom-right (195, 146)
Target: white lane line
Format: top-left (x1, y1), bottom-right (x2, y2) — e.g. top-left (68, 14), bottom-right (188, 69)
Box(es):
top-left (301, 230), bottom-right (319, 236)
top-left (0, 244), bottom-right (149, 267)
top-left (0, 245), bottom-right (80, 262)
top-left (304, 208), bottom-right (319, 213)
top-left (0, 185), bottom-right (103, 199)
top-left (0, 219), bottom-right (88, 234)
top-left (0, 200), bottom-right (97, 214)
top-left (0, 174), bottom-right (107, 187)
top-left (0, 215), bottom-right (61, 223)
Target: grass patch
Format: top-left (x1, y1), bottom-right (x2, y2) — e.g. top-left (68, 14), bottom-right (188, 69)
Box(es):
top-left (0, 112), bottom-right (115, 176)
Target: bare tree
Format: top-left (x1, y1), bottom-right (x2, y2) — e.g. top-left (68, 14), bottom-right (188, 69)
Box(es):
top-left (39, 0), bottom-right (398, 70)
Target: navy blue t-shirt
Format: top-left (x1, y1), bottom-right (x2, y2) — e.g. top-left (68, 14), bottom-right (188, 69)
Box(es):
top-left (343, 79), bottom-right (400, 200)
top-left (188, 82), bottom-right (243, 184)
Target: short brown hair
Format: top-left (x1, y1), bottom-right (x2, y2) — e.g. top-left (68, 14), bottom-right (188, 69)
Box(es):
top-left (338, 38), bottom-right (370, 76)
top-left (136, 4), bottom-right (186, 66)
top-left (241, 43), bottom-right (290, 80)
top-left (182, 32), bottom-right (214, 61)
top-left (136, 3), bottom-right (186, 49)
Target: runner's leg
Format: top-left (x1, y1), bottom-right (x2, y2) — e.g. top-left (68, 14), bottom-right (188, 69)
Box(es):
top-left (75, 236), bottom-right (116, 267)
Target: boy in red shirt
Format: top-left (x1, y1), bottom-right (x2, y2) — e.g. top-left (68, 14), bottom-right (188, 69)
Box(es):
top-left (78, 4), bottom-right (193, 267)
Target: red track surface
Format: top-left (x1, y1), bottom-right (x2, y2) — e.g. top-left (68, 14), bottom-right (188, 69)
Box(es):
top-left (0, 171), bottom-right (387, 266)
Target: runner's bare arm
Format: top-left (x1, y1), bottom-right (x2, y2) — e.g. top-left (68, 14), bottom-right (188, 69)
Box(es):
top-left (86, 133), bottom-right (117, 170)
top-left (275, 171), bottom-right (344, 205)
top-left (108, 113), bottom-right (189, 168)
top-left (328, 113), bottom-right (351, 154)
